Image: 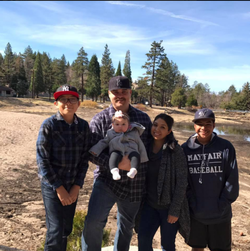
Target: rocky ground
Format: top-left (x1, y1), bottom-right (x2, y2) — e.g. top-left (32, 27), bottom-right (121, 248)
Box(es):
top-left (0, 97), bottom-right (250, 251)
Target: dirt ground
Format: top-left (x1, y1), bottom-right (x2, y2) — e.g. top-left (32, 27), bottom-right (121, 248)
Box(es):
top-left (0, 97), bottom-right (250, 251)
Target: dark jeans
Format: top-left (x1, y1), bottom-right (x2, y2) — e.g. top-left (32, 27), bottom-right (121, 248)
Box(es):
top-left (138, 202), bottom-right (179, 251)
top-left (81, 179), bottom-right (141, 251)
top-left (41, 183), bottom-right (77, 251)
top-left (109, 151), bottom-right (140, 170)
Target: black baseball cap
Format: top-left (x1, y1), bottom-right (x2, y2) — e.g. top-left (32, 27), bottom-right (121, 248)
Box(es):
top-left (193, 108), bottom-right (215, 123)
top-left (109, 76), bottom-right (131, 91)
top-left (53, 85), bottom-right (79, 100)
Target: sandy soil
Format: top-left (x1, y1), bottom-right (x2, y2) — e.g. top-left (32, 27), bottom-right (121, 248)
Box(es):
top-left (0, 98), bottom-right (250, 251)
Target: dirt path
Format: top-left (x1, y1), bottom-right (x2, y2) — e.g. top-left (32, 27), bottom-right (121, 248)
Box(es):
top-left (0, 103), bottom-right (250, 251)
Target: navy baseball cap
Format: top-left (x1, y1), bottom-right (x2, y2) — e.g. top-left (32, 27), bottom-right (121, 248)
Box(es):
top-left (109, 76), bottom-right (131, 91)
top-left (193, 108), bottom-right (215, 123)
top-left (53, 85), bottom-right (79, 100)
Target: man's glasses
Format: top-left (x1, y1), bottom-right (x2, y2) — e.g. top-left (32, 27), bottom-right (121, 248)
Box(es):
top-left (58, 97), bottom-right (79, 104)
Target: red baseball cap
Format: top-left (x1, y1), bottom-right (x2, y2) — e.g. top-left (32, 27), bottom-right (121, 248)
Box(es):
top-left (53, 85), bottom-right (79, 100)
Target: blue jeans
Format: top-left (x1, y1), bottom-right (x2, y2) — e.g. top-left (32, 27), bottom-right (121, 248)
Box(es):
top-left (81, 179), bottom-right (141, 251)
top-left (41, 183), bottom-right (77, 251)
top-left (138, 202), bottom-right (179, 251)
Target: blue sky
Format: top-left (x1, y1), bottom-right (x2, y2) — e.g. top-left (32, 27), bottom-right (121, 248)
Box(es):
top-left (0, 1), bottom-right (250, 93)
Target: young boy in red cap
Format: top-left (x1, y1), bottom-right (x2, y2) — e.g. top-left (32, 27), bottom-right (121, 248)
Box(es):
top-left (36, 85), bottom-right (91, 251)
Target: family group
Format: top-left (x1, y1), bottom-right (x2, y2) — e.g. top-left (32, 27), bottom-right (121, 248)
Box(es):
top-left (36, 76), bottom-right (239, 251)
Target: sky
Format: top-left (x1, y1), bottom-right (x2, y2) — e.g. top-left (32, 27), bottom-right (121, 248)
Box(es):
top-left (0, 1), bottom-right (250, 93)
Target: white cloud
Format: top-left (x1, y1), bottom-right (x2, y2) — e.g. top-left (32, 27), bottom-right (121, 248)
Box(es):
top-left (106, 1), bottom-right (145, 8)
top-left (106, 1), bottom-right (218, 26)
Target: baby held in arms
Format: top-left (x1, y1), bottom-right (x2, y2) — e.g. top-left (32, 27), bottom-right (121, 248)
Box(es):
top-left (89, 110), bottom-right (148, 180)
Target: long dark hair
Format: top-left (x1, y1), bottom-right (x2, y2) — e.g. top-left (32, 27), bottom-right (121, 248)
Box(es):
top-left (153, 113), bottom-right (176, 145)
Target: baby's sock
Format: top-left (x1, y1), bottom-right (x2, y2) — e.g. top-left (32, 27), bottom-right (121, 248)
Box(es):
top-left (127, 167), bottom-right (137, 179)
top-left (111, 168), bottom-right (121, 180)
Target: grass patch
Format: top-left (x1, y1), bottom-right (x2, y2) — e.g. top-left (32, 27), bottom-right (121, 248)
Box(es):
top-left (80, 100), bottom-right (98, 108)
top-left (37, 210), bottom-right (111, 251)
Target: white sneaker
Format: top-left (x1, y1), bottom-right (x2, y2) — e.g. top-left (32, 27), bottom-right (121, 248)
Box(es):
top-left (111, 168), bottom-right (121, 180)
top-left (127, 168), bottom-right (137, 179)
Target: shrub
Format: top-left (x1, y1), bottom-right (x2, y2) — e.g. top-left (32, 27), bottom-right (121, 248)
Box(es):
top-left (37, 210), bottom-right (111, 251)
top-left (80, 100), bottom-right (98, 108)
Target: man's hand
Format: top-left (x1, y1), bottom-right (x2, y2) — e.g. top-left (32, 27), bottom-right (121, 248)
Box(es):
top-left (118, 155), bottom-right (131, 171)
top-left (167, 214), bottom-right (178, 224)
top-left (69, 185), bottom-right (80, 203)
top-left (56, 185), bottom-right (73, 206)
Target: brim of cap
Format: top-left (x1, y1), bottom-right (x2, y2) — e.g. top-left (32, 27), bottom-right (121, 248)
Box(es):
top-left (54, 91), bottom-right (79, 100)
top-left (192, 118), bottom-right (215, 123)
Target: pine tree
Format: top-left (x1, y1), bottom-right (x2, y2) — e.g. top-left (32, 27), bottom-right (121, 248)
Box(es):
top-left (115, 61), bottom-right (122, 76)
top-left (58, 54), bottom-right (67, 85)
top-left (123, 50), bottom-right (132, 84)
top-left (171, 87), bottom-right (186, 109)
top-left (3, 42), bottom-right (15, 86)
top-left (42, 52), bottom-right (53, 99)
top-left (85, 54), bottom-right (101, 101)
top-left (22, 46), bottom-right (35, 91)
top-left (142, 40), bottom-right (166, 107)
top-left (0, 53), bottom-right (4, 84)
top-left (31, 52), bottom-right (44, 98)
top-left (72, 47), bottom-right (89, 101)
top-left (241, 82), bottom-right (250, 110)
top-left (155, 55), bottom-right (174, 106)
top-left (100, 44), bottom-right (115, 102)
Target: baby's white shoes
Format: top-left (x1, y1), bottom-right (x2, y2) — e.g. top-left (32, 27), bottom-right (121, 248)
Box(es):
top-left (111, 168), bottom-right (121, 180)
top-left (127, 167), bottom-right (137, 179)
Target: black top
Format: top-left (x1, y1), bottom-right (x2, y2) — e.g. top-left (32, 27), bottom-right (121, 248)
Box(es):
top-left (146, 143), bottom-right (169, 210)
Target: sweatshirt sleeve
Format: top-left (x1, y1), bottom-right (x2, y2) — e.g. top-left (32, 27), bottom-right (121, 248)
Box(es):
top-left (89, 131), bottom-right (111, 156)
top-left (168, 145), bottom-right (188, 218)
top-left (219, 143), bottom-right (239, 210)
top-left (89, 116), bottom-right (109, 168)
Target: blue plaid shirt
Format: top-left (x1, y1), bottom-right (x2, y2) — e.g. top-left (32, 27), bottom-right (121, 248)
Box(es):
top-left (36, 111), bottom-right (91, 191)
top-left (90, 104), bottom-right (152, 202)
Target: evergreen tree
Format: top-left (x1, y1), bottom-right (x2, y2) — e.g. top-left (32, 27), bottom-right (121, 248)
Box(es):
top-left (58, 54), bottom-right (67, 85)
top-left (72, 47), bottom-right (89, 101)
top-left (123, 50), bottom-right (132, 84)
top-left (142, 40), bottom-right (166, 107)
top-left (171, 87), bottom-right (186, 109)
top-left (85, 54), bottom-right (101, 101)
top-left (22, 45), bottom-right (36, 60)
top-left (155, 55), bottom-right (175, 106)
top-left (0, 53), bottom-right (4, 84)
top-left (22, 46), bottom-right (35, 92)
top-left (115, 61), bottom-right (122, 76)
top-left (31, 52), bottom-right (44, 98)
top-left (51, 58), bottom-right (61, 93)
top-left (100, 44), bottom-right (115, 102)
top-left (241, 82), bottom-right (250, 110)
top-left (42, 52), bottom-right (53, 99)
top-left (0, 53), bottom-right (3, 65)
top-left (3, 42), bottom-right (15, 86)
top-left (134, 77), bottom-right (151, 104)
top-left (186, 93), bottom-right (198, 107)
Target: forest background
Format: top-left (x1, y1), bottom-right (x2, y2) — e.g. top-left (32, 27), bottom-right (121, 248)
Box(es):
top-left (0, 40), bottom-right (250, 111)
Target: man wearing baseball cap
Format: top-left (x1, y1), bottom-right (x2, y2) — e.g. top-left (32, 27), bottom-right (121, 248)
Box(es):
top-left (182, 108), bottom-right (239, 251)
top-left (37, 85), bottom-right (91, 251)
top-left (81, 76), bottom-right (152, 251)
